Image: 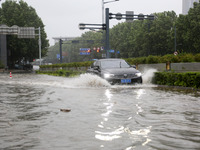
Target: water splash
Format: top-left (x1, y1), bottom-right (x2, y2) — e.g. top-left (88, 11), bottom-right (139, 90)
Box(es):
top-left (0, 69), bottom-right (157, 88)
top-left (0, 73), bottom-right (111, 88)
top-left (72, 73), bottom-right (111, 88)
top-left (142, 68), bottom-right (157, 84)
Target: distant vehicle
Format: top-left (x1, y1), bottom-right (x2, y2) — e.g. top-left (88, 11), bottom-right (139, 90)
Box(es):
top-left (87, 59), bottom-right (142, 84)
top-left (14, 63), bottom-right (33, 70)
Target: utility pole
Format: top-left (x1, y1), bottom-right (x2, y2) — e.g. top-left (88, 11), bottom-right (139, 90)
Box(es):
top-left (59, 39), bottom-right (63, 63)
top-left (174, 25), bottom-right (177, 52)
top-left (38, 27), bottom-right (42, 65)
top-left (105, 8), bottom-right (110, 58)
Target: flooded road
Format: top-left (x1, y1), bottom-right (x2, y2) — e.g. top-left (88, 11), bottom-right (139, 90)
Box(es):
top-left (0, 72), bottom-right (200, 150)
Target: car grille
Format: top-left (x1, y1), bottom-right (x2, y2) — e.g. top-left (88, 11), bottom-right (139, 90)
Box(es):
top-left (114, 74), bottom-right (137, 79)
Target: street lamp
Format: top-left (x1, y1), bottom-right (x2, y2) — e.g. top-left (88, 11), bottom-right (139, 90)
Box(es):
top-left (102, 0), bottom-right (119, 23)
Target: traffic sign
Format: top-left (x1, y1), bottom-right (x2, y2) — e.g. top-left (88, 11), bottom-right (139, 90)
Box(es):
top-left (18, 27), bottom-right (35, 38)
top-left (80, 52), bottom-right (90, 55)
top-left (126, 11), bottom-right (134, 22)
top-left (57, 54), bottom-right (64, 59)
top-left (174, 51), bottom-right (178, 56)
top-left (109, 49), bottom-right (115, 53)
top-left (80, 48), bottom-right (90, 51)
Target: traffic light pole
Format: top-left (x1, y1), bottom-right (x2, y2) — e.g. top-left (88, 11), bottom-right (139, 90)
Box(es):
top-left (59, 39), bottom-right (63, 63)
top-left (79, 8), bottom-right (154, 59)
top-left (105, 8), bottom-right (110, 58)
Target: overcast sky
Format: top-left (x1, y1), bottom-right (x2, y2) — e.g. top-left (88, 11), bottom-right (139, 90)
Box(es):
top-left (14, 0), bottom-right (182, 45)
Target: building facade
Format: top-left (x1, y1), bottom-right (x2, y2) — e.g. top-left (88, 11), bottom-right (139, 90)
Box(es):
top-left (182, 0), bottom-right (199, 15)
top-left (0, 35), bottom-right (7, 68)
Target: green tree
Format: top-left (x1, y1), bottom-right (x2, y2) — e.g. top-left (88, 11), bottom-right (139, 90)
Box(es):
top-left (44, 31), bottom-right (104, 63)
top-left (149, 11), bottom-right (177, 55)
top-left (176, 0), bottom-right (200, 53)
top-left (110, 11), bottom-right (177, 58)
top-left (0, 0), bottom-right (49, 67)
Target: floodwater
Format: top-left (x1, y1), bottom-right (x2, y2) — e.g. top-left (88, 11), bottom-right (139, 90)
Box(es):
top-left (0, 70), bottom-right (199, 150)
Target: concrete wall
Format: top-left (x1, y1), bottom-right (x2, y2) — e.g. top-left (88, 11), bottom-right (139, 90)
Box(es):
top-left (39, 62), bottom-right (200, 73)
top-left (138, 63), bottom-right (200, 73)
top-left (0, 35), bottom-right (7, 68)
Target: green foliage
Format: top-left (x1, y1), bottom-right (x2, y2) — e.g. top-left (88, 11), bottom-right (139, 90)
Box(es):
top-left (153, 72), bottom-right (200, 88)
top-left (110, 11), bottom-right (178, 58)
top-left (125, 53), bottom-right (200, 65)
top-left (176, 1), bottom-right (200, 54)
top-left (162, 54), bottom-right (180, 63)
top-left (0, 0), bottom-right (49, 67)
top-left (0, 61), bottom-right (4, 69)
top-left (146, 55), bottom-right (161, 64)
top-left (43, 31), bottom-right (103, 63)
top-left (194, 53), bottom-right (200, 62)
top-left (36, 69), bottom-right (84, 77)
top-left (40, 61), bottom-right (93, 68)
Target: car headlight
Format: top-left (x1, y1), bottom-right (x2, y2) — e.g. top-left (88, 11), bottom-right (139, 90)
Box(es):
top-left (135, 72), bottom-right (142, 77)
top-left (104, 73), bottom-right (114, 78)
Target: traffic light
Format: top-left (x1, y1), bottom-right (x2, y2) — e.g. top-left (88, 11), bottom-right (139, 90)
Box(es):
top-left (138, 13), bottom-right (144, 20)
top-left (59, 39), bottom-right (63, 44)
top-left (97, 47), bottom-right (100, 53)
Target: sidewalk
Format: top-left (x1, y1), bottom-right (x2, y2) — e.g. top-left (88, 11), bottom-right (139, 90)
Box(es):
top-left (0, 69), bottom-right (33, 74)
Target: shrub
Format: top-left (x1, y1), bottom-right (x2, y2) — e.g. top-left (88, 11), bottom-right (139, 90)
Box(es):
top-left (40, 61), bottom-right (93, 69)
top-left (0, 61), bottom-right (4, 69)
top-left (194, 54), bottom-right (200, 62)
top-left (37, 70), bottom-right (85, 77)
top-left (180, 53), bottom-right (195, 62)
top-left (146, 55), bottom-right (161, 64)
top-left (153, 72), bottom-right (200, 88)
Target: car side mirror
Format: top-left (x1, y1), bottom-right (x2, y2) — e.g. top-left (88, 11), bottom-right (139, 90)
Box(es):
top-left (131, 65), bottom-right (136, 69)
top-left (94, 66), bottom-right (100, 70)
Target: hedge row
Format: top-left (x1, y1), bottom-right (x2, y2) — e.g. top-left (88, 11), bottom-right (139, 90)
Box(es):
top-left (125, 53), bottom-right (200, 65)
top-left (36, 69), bottom-right (85, 77)
top-left (40, 61), bottom-right (93, 68)
top-left (152, 72), bottom-right (200, 88)
top-left (0, 61), bottom-right (4, 69)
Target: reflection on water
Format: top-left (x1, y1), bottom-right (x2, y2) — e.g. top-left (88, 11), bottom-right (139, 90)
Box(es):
top-left (0, 82), bottom-right (48, 150)
top-left (0, 73), bottom-right (200, 150)
top-left (95, 88), bottom-right (153, 149)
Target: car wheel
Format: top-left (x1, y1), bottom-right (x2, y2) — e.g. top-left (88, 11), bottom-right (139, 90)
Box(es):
top-left (137, 77), bottom-right (143, 84)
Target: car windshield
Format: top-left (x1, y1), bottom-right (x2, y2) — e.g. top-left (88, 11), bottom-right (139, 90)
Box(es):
top-left (100, 60), bottom-right (130, 69)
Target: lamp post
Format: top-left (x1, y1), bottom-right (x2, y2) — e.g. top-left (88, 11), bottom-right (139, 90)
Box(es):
top-left (102, 0), bottom-right (119, 24)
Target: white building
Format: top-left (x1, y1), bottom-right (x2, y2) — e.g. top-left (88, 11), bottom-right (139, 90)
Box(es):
top-left (182, 0), bottom-right (199, 15)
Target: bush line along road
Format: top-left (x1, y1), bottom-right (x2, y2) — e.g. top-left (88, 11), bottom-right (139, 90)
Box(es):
top-left (37, 53), bottom-right (200, 89)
